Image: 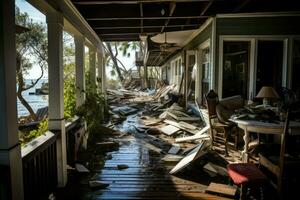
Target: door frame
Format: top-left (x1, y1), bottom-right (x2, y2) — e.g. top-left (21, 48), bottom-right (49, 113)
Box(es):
top-left (185, 50), bottom-right (198, 104)
top-left (197, 39), bottom-right (210, 105)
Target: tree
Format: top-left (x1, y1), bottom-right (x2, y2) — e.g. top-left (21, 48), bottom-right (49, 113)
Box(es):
top-left (104, 41), bottom-right (148, 87)
top-left (15, 7), bottom-right (47, 121)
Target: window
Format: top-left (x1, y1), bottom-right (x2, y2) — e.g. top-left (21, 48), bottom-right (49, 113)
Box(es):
top-left (222, 41), bottom-right (250, 99)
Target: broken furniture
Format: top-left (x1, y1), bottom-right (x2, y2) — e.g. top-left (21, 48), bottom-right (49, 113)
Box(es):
top-left (258, 110), bottom-right (300, 197)
top-left (205, 90), bottom-right (236, 156)
top-left (227, 163), bottom-right (267, 200)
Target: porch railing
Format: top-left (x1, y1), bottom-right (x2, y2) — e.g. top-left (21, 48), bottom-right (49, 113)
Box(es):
top-left (21, 131), bottom-right (59, 200)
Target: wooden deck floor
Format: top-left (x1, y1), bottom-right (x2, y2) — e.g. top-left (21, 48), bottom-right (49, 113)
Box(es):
top-left (57, 133), bottom-right (233, 200)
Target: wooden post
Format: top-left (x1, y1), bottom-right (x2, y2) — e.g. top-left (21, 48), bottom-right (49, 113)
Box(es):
top-left (75, 34), bottom-right (85, 107)
top-left (89, 48), bottom-right (96, 92)
top-left (47, 11), bottom-right (67, 187)
top-left (0, 1), bottom-right (24, 199)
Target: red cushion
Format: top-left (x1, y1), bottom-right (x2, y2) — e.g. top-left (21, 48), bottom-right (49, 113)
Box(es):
top-left (227, 163), bottom-right (267, 185)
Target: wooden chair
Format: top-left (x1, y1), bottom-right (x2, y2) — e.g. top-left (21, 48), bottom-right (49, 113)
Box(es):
top-left (205, 90), bottom-right (236, 156)
top-left (258, 109), bottom-right (300, 198)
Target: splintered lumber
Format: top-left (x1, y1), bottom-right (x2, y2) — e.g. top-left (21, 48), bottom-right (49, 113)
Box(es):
top-left (205, 182), bottom-right (237, 198)
top-left (162, 154), bottom-right (183, 162)
top-left (175, 125), bottom-right (210, 142)
top-left (178, 121), bottom-right (197, 130)
top-left (167, 110), bottom-right (200, 121)
top-left (168, 144), bottom-right (181, 154)
top-left (164, 119), bottom-right (199, 134)
top-left (160, 124), bottom-right (180, 136)
top-left (170, 141), bottom-right (207, 174)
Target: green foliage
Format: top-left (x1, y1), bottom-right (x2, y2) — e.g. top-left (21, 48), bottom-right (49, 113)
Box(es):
top-left (76, 89), bottom-right (109, 134)
top-left (16, 7), bottom-right (47, 71)
top-left (64, 65), bottom-right (76, 119)
top-left (63, 33), bottom-right (76, 119)
top-left (19, 119), bottom-right (49, 146)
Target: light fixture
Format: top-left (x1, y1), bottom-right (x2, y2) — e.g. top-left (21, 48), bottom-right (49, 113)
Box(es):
top-left (256, 86), bottom-right (279, 107)
top-left (161, 8), bottom-right (165, 16)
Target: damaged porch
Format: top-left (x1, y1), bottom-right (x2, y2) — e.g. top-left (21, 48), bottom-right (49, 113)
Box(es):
top-left (55, 89), bottom-right (272, 200)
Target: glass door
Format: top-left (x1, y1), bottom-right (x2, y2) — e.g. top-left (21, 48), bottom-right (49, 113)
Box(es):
top-left (222, 41), bottom-right (250, 99)
top-left (186, 51), bottom-right (197, 103)
top-left (256, 40), bottom-right (284, 94)
top-left (201, 47), bottom-right (210, 105)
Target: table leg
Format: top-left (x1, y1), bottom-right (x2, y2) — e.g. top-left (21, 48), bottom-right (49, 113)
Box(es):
top-left (242, 129), bottom-right (249, 162)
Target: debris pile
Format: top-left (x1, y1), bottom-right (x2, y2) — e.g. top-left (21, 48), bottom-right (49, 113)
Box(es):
top-left (105, 84), bottom-right (234, 180)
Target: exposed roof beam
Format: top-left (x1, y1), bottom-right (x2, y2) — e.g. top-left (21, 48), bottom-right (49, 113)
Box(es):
top-left (234, 0), bottom-right (251, 12)
top-left (100, 32), bottom-right (159, 36)
top-left (161, 2), bottom-right (176, 33)
top-left (93, 24), bottom-right (200, 30)
top-left (87, 16), bottom-right (209, 21)
top-left (73, 0), bottom-right (220, 5)
top-left (200, 0), bottom-right (214, 16)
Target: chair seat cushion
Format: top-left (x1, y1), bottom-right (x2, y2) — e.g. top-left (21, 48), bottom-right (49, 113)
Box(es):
top-left (227, 163), bottom-right (267, 185)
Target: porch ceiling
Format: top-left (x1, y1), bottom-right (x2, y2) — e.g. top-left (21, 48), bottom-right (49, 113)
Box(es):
top-left (71, 0), bottom-right (300, 42)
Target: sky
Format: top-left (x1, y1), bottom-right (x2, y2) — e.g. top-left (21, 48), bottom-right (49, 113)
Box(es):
top-left (16, 0), bottom-right (135, 80)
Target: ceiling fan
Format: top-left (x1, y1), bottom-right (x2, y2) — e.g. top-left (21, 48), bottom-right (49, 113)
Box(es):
top-left (159, 32), bottom-right (181, 52)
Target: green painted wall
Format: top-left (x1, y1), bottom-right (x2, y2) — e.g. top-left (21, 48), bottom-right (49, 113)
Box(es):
top-left (216, 16), bottom-right (300, 36)
top-left (214, 16), bottom-right (300, 96)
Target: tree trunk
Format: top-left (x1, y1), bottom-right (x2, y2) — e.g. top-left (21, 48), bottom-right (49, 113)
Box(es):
top-left (106, 43), bottom-right (124, 82)
top-left (16, 57), bottom-right (37, 121)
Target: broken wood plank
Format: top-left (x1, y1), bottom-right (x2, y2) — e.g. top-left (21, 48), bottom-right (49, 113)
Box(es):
top-left (160, 124), bottom-right (180, 136)
top-left (175, 125), bottom-right (210, 142)
top-left (168, 144), bottom-right (181, 155)
top-left (89, 180), bottom-right (109, 189)
top-left (170, 140), bottom-right (207, 174)
top-left (178, 121), bottom-right (197, 130)
top-left (164, 119), bottom-right (199, 134)
top-left (205, 182), bottom-right (236, 198)
top-left (162, 154), bottom-right (183, 162)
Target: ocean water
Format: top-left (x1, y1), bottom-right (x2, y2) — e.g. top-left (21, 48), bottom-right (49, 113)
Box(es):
top-left (17, 79), bottom-right (48, 117)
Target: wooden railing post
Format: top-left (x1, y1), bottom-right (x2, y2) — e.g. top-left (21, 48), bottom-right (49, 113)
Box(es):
top-left (47, 11), bottom-right (67, 187)
top-left (0, 1), bottom-right (24, 199)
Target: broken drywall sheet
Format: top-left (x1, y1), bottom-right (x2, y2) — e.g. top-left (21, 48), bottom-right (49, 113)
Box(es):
top-left (170, 140), bottom-right (207, 174)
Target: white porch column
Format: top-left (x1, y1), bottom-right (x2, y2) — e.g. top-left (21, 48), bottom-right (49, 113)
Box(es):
top-left (0, 1), bottom-right (24, 199)
top-left (97, 51), bottom-right (103, 92)
top-left (47, 12), bottom-right (67, 187)
top-left (75, 35), bottom-right (85, 107)
top-left (101, 51), bottom-right (106, 93)
top-left (89, 48), bottom-right (96, 92)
